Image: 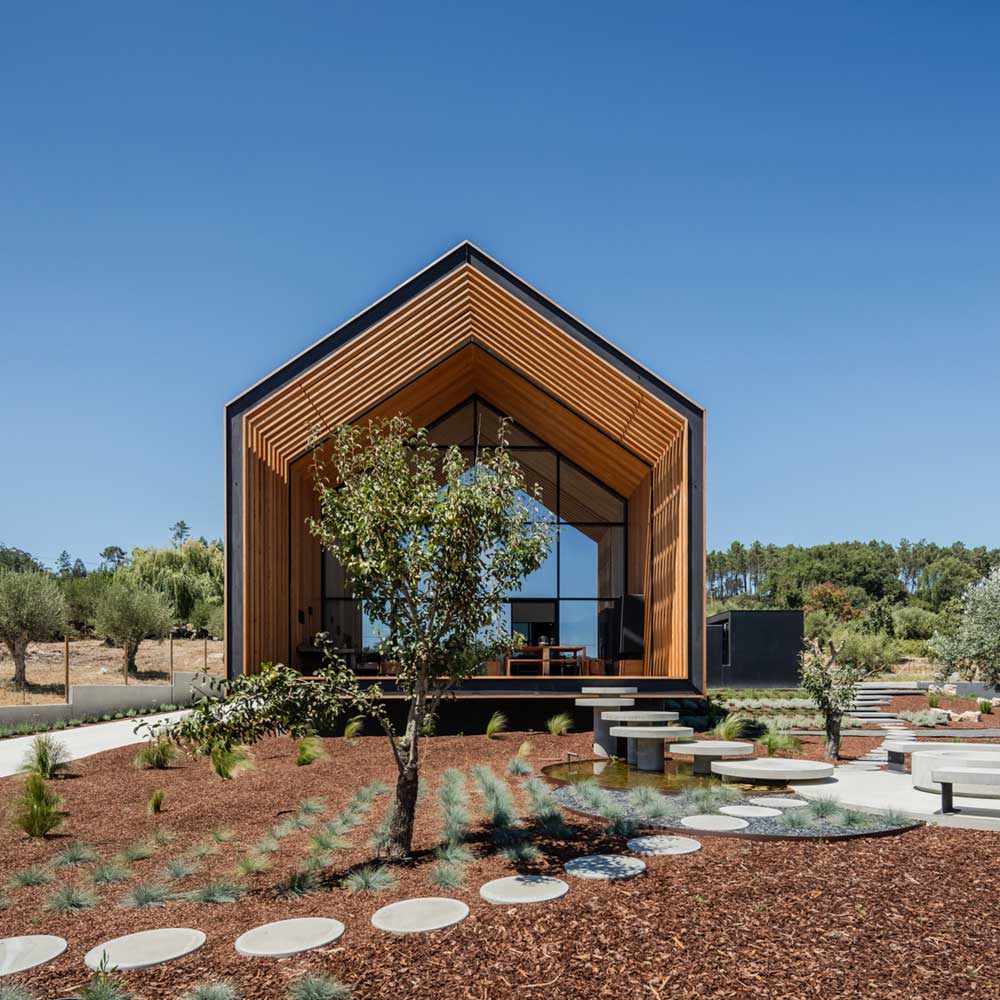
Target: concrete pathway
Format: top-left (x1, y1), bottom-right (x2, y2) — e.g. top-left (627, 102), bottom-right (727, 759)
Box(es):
top-left (0, 711), bottom-right (188, 778)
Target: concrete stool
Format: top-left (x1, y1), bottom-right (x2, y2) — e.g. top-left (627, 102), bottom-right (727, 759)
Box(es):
top-left (574, 698), bottom-right (635, 757)
top-left (668, 740), bottom-right (753, 775)
top-left (601, 711), bottom-right (680, 764)
top-left (609, 726), bottom-right (694, 771)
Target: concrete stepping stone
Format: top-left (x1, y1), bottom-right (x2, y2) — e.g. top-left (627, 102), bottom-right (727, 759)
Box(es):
top-left (679, 814), bottom-right (750, 832)
top-left (749, 796), bottom-right (808, 809)
top-left (85, 928), bottom-right (206, 971)
top-left (668, 739), bottom-right (753, 775)
top-left (371, 897), bottom-right (469, 934)
top-left (719, 804), bottom-right (782, 819)
top-left (710, 757), bottom-right (835, 781)
top-left (564, 854), bottom-right (646, 880)
top-left (575, 698), bottom-right (635, 756)
top-left (235, 917), bottom-right (345, 957)
top-left (0, 935), bottom-right (67, 976)
top-left (479, 875), bottom-right (569, 905)
top-left (626, 835), bottom-right (701, 856)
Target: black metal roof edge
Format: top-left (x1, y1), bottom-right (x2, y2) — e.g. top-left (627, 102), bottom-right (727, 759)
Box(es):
top-left (226, 240), bottom-right (703, 423)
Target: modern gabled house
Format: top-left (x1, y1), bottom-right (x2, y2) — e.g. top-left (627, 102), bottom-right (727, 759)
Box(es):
top-left (225, 242), bottom-right (706, 703)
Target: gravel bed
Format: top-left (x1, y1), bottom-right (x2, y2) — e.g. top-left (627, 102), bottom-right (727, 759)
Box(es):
top-left (551, 784), bottom-right (916, 839)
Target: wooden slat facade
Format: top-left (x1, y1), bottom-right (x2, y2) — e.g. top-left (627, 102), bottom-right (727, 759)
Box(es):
top-left (227, 243), bottom-right (705, 691)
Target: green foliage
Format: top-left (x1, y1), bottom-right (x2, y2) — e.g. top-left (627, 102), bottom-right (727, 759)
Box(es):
top-left (0, 569), bottom-right (68, 688)
top-left (893, 605), bottom-right (940, 640)
top-left (429, 862), bottom-right (465, 889)
top-left (435, 841), bottom-right (474, 864)
top-left (507, 755), bottom-right (532, 776)
top-left (501, 841), bottom-right (542, 863)
top-left (625, 785), bottom-right (670, 820)
top-left (134, 737), bottom-right (178, 770)
top-left (600, 803), bottom-right (638, 838)
top-left (55, 841), bottom-right (97, 866)
top-left (45, 882), bottom-right (96, 912)
top-left (124, 539), bottom-right (223, 622)
top-left (185, 880), bottom-right (244, 904)
top-left (121, 881), bottom-right (173, 908)
top-left (296, 735), bottom-right (328, 766)
top-left (275, 869), bottom-right (319, 898)
top-left (343, 716), bottom-right (365, 740)
top-left (91, 862), bottom-right (131, 885)
top-left (181, 984), bottom-right (241, 1000)
top-left (287, 975), bottom-right (353, 1000)
top-left (709, 712), bottom-right (749, 740)
top-left (298, 797), bottom-right (326, 815)
top-left (9, 865), bottom-right (51, 888)
top-left (927, 691), bottom-right (941, 708)
top-left (899, 709), bottom-right (948, 727)
top-left (805, 797), bottom-right (839, 819)
top-left (778, 808), bottom-right (811, 830)
top-left (73, 957), bottom-right (133, 1000)
top-left (163, 857), bottom-right (199, 880)
top-left (147, 788), bottom-right (166, 814)
top-left (930, 568), bottom-right (1000, 686)
top-left (20, 734), bottom-right (71, 779)
top-left (486, 711), bottom-right (508, 739)
top-left (210, 826), bottom-right (234, 842)
top-left (804, 610), bottom-right (835, 642)
top-left (0, 983), bottom-right (37, 1000)
top-left (94, 578), bottom-right (173, 669)
top-left (343, 864), bottom-right (396, 894)
top-left (804, 583), bottom-right (857, 621)
top-left (838, 630), bottom-right (901, 673)
top-left (545, 711), bottom-right (573, 736)
top-left (58, 569), bottom-right (114, 634)
top-left (210, 745), bottom-right (254, 780)
top-left (979, 699), bottom-right (993, 714)
top-left (757, 725), bottom-right (803, 756)
top-left (918, 556), bottom-right (980, 611)
top-left (857, 596), bottom-right (896, 637)
top-left (234, 852), bottom-right (270, 876)
top-left (11, 773), bottom-right (63, 837)
top-left (837, 808), bottom-right (874, 829)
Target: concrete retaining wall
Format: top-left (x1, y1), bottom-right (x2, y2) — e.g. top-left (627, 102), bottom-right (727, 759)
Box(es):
top-left (0, 672), bottom-right (213, 728)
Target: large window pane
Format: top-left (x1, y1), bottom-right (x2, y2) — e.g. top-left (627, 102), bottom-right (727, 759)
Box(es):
top-left (512, 449), bottom-right (556, 520)
top-left (428, 400), bottom-right (474, 446)
top-left (559, 600), bottom-right (598, 657)
top-left (477, 400), bottom-right (543, 446)
top-left (559, 460), bottom-right (625, 523)
top-left (559, 524), bottom-right (624, 598)
top-left (323, 551), bottom-right (352, 598)
top-left (322, 600), bottom-right (387, 655)
top-left (507, 535), bottom-right (557, 598)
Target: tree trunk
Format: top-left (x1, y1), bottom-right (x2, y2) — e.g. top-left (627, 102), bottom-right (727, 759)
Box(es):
top-left (9, 639), bottom-right (28, 690)
top-left (825, 709), bottom-right (842, 761)
top-left (386, 762), bottom-right (420, 859)
top-left (126, 640), bottom-right (139, 673)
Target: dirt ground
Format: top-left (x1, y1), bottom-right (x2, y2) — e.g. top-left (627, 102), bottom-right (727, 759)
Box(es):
top-left (1, 729), bottom-right (998, 1000)
top-left (0, 639), bottom-right (225, 706)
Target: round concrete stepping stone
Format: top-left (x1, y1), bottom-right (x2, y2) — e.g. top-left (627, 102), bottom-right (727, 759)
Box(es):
top-left (84, 928), bottom-right (206, 971)
top-left (479, 875), bottom-right (569, 905)
top-left (371, 897), bottom-right (469, 934)
top-left (679, 814), bottom-right (749, 832)
top-left (235, 917), bottom-right (345, 957)
top-left (0, 935), bottom-right (67, 976)
top-left (564, 854), bottom-right (646, 880)
top-left (749, 796), bottom-right (808, 809)
top-left (626, 835), bottom-right (701, 856)
top-left (711, 758), bottom-right (834, 781)
top-left (719, 804), bottom-right (782, 819)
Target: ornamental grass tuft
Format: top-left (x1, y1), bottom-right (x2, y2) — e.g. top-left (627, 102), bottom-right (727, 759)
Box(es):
top-left (545, 712), bottom-right (573, 736)
top-left (343, 864), bottom-right (396, 894)
top-left (20, 734), bottom-right (71, 779)
top-left (287, 975), bottom-right (353, 1000)
top-left (11, 773), bottom-right (63, 838)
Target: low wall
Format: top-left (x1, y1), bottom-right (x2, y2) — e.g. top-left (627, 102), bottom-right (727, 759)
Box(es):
top-left (0, 671), bottom-right (215, 728)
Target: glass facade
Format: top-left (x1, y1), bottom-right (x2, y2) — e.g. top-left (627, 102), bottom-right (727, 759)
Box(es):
top-left (321, 397), bottom-right (627, 664)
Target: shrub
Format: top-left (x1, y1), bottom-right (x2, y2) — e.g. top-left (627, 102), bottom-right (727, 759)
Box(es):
top-left (296, 736), bottom-right (328, 766)
top-left (74, 957), bottom-right (133, 999)
top-left (979, 699), bottom-right (993, 714)
top-left (486, 711), bottom-right (508, 739)
top-left (600, 804), bottom-right (638, 838)
top-left (9, 865), bottom-right (51, 888)
top-left (545, 712), bottom-right (573, 736)
top-left (20, 734), bottom-right (71, 779)
top-left (287, 975), bottom-right (353, 1000)
top-left (91, 862), bottom-right (131, 885)
top-left (185, 880), bottom-right (244, 904)
top-left (94, 579), bottom-right (173, 671)
top-left (147, 789), bottom-right (166, 814)
top-left (429, 862), bottom-right (465, 889)
top-left (507, 756), bottom-right (532, 776)
top-left (134, 737), bottom-right (177, 770)
top-left (899, 710), bottom-right (948, 727)
top-left (343, 864), bottom-right (396, 894)
top-left (122, 539), bottom-right (223, 623)
top-left (181, 984), bottom-right (241, 1000)
top-left (500, 842), bottom-right (542, 863)
top-left (209, 745), bottom-right (254, 780)
top-left (122, 881), bottom-right (173, 908)
top-left (893, 606), bottom-right (940, 641)
top-left (927, 691), bottom-right (941, 708)
top-left (275, 870), bottom-right (319, 898)
top-left (45, 883), bottom-right (97, 913)
top-left (0, 569), bottom-right (68, 689)
top-left (11, 774), bottom-right (63, 837)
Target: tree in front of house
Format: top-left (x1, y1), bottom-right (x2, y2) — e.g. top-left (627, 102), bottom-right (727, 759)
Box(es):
top-left (94, 579), bottom-right (173, 671)
top-left (0, 571), bottom-right (68, 690)
top-left (929, 568), bottom-right (1000, 687)
top-left (151, 415), bottom-right (551, 858)
top-left (799, 630), bottom-right (898, 759)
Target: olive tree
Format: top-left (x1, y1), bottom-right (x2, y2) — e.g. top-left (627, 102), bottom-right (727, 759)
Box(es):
top-left (150, 416), bottom-right (551, 858)
top-left (0, 571), bottom-right (68, 689)
top-left (799, 630), bottom-right (896, 759)
top-left (94, 579), bottom-right (173, 671)
top-left (929, 568), bottom-right (1000, 686)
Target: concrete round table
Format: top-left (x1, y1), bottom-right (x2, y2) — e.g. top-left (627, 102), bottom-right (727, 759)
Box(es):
top-left (609, 726), bottom-right (694, 771)
top-left (668, 740), bottom-right (753, 775)
top-left (601, 711), bottom-right (679, 765)
top-left (710, 758), bottom-right (834, 782)
top-left (574, 698), bottom-right (635, 757)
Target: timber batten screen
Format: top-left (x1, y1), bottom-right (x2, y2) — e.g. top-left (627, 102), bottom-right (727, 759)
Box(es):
top-left (226, 242), bottom-right (705, 693)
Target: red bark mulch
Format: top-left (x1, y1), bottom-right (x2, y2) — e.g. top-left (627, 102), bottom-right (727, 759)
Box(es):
top-left (889, 693), bottom-right (999, 728)
top-left (1, 731), bottom-right (998, 999)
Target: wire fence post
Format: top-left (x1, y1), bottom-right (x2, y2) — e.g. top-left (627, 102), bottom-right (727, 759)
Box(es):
top-left (64, 634), bottom-right (70, 703)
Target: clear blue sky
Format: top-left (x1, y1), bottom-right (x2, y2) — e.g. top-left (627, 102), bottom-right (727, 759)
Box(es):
top-left (2, 2), bottom-right (998, 569)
